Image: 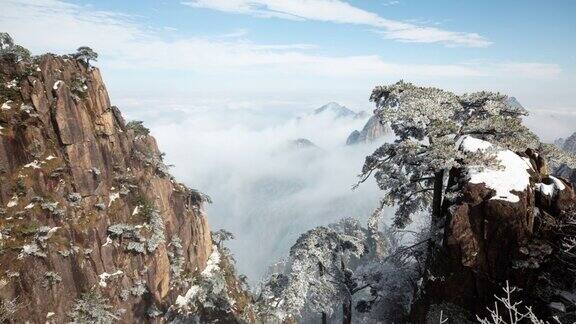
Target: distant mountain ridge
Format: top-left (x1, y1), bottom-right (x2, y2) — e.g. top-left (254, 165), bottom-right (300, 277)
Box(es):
top-left (286, 138), bottom-right (319, 151)
top-left (313, 102), bottom-right (366, 119)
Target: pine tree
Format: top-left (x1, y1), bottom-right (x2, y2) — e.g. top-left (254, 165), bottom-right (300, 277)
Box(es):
top-left (357, 81), bottom-right (574, 228)
top-left (258, 218), bottom-right (371, 323)
top-left (74, 46), bottom-right (98, 66)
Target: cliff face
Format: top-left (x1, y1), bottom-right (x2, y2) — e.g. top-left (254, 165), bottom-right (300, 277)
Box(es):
top-left (562, 132), bottom-right (576, 154)
top-left (0, 55), bottom-right (214, 322)
top-left (555, 132), bottom-right (576, 186)
top-left (413, 138), bottom-right (576, 322)
top-left (346, 115), bottom-right (389, 145)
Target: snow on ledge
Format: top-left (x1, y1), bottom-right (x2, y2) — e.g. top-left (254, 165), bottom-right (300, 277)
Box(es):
top-left (535, 175), bottom-right (566, 198)
top-left (175, 246), bottom-right (221, 309)
top-left (459, 136), bottom-right (533, 203)
top-left (201, 246), bottom-right (221, 277)
top-left (98, 270), bottom-right (123, 287)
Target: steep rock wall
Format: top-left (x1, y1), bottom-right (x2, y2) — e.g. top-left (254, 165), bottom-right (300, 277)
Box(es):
top-left (0, 55), bottom-right (213, 323)
top-left (412, 139), bottom-right (576, 322)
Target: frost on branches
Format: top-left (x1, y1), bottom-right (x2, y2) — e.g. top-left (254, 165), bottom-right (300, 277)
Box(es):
top-left (477, 282), bottom-right (561, 324)
top-left (358, 81), bottom-right (576, 228)
top-left (168, 230), bottom-right (254, 323)
top-left (257, 218), bottom-right (418, 323)
top-left (257, 219), bottom-right (368, 323)
top-left (169, 246), bottom-right (237, 322)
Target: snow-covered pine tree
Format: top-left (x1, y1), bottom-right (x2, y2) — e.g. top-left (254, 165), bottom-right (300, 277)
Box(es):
top-left (357, 80), bottom-right (575, 228)
top-left (257, 218), bottom-right (372, 324)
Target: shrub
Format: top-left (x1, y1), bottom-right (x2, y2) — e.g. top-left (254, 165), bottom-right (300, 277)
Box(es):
top-left (68, 290), bottom-right (119, 324)
top-left (0, 298), bottom-right (20, 322)
top-left (126, 121), bottom-right (150, 137)
top-left (0, 33), bottom-right (31, 62)
top-left (72, 47), bottom-right (98, 67)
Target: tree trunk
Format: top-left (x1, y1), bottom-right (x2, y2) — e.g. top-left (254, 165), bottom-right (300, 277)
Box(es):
top-left (342, 299), bottom-right (352, 324)
top-left (340, 258), bottom-right (352, 324)
top-left (431, 170), bottom-right (444, 219)
top-left (319, 262), bottom-right (327, 324)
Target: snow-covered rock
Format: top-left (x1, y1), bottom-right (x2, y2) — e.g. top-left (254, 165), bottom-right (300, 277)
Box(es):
top-left (459, 136), bottom-right (533, 203)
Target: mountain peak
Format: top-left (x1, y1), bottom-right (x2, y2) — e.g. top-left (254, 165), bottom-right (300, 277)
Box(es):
top-left (313, 102), bottom-right (358, 118)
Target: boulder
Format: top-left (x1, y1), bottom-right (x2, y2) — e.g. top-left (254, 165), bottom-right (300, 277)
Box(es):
top-left (413, 137), bottom-right (576, 322)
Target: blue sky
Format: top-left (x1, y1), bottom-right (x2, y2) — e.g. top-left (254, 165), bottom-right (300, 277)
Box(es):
top-left (1, 0), bottom-right (575, 138)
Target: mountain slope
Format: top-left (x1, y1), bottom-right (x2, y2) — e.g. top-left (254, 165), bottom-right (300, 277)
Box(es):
top-left (313, 102), bottom-right (364, 119)
top-left (0, 52), bottom-right (248, 322)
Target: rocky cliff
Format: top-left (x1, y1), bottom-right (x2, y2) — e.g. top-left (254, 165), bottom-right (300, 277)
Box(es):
top-left (562, 132), bottom-right (576, 154)
top-left (413, 137), bottom-right (576, 322)
top-left (0, 53), bottom-right (246, 322)
top-left (346, 115), bottom-right (389, 145)
top-left (553, 131), bottom-right (576, 187)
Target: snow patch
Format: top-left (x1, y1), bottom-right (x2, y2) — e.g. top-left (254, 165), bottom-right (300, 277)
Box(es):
top-left (45, 155), bottom-right (56, 161)
top-left (550, 176), bottom-right (566, 191)
top-left (536, 175), bottom-right (566, 198)
top-left (24, 160), bottom-right (42, 169)
top-left (1, 100), bottom-right (13, 110)
top-left (175, 246), bottom-right (222, 309)
top-left (53, 80), bottom-right (63, 90)
top-left (98, 270), bottom-right (123, 287)
top-left (7, 195), bottom-right (18, 208)
top-left (460, 136), bottom-right (532, 203)
top-left (201, 247), bottom-right (221, 277)
top-left (5, 80), bottom-right (17, 89)
top-left (108, 192), bottom-right (120, 207)
top-left (102, 236), bottom-right (113, 247)
top-left (175, 285), bottom-right (201, 308)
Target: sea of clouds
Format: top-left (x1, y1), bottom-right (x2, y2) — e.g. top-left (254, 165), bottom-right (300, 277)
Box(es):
top-left (123, 99), bottom-right (388, 281)
top-left (117, 93), bottom-right (575, 282)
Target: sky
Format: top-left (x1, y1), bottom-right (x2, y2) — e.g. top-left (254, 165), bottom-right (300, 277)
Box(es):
top-left (1, 0), bottom-right (575, 140)
top-left (2, 0), bottom-right (576, 279)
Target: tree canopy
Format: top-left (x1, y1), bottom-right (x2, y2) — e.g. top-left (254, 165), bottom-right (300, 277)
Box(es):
top-left (357, 81), bottom-right (574, 228)
top-left (74, 46), bottom-right (98, 66)
top-left (0, 32), bottom-right (31, 62)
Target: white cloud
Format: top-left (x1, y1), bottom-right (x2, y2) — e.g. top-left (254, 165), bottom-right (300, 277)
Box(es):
top-left (182, 0), bottom-right (491, 47)
top-left (149, 104), bottom-right (386, 280)
top-left (383, 1), bottom-right (400, 6)
top-left (0, 0), bottom-right (558, 80)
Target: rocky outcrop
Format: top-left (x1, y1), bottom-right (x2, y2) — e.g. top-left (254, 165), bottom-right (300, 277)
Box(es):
top-left (346, 115), bottom-right (389, 145)
top-left (562, 132), bottom-right (576, 154)
top-left (556, 164), bottom-right (576, 186)
top-left (553, 132), bottom-right (576, 186)
top-left (0, 54), bottom-right (240, 322)
top-left (413, 137), bottom-right (576, 322)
